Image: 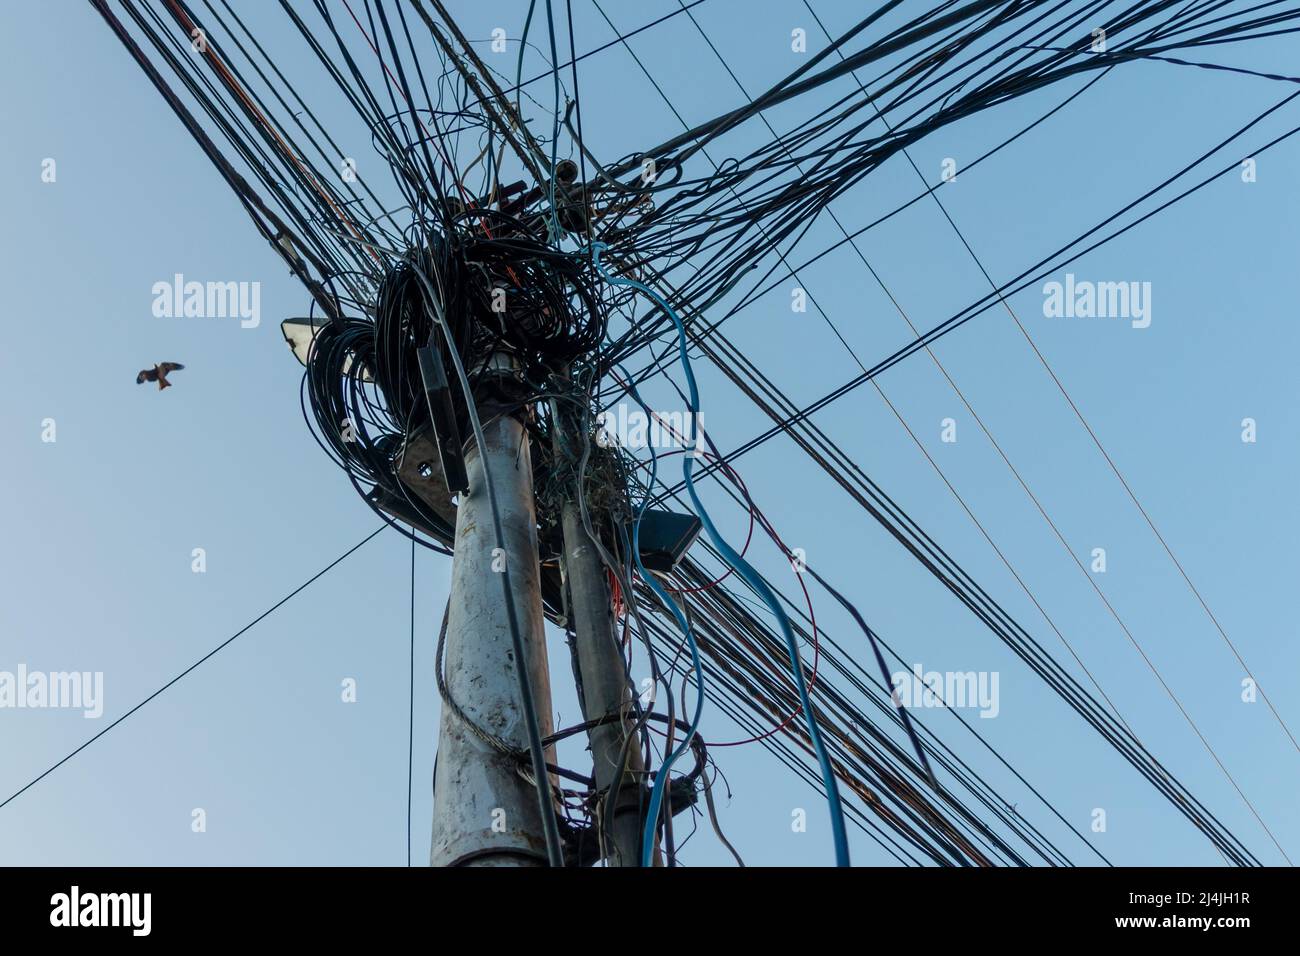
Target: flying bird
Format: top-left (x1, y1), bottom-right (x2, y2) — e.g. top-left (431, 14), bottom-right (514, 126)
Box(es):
top-left (136, 362), bottom-right (185, 390)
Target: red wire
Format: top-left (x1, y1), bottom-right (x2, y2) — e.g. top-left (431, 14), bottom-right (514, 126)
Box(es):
top-left (679, 461), bottom-right (821, 748)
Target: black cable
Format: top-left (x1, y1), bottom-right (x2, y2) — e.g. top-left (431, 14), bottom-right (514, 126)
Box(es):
top-left (0, 526), bottom-right (387, 812)
top-left (408, 530), bottom-right (416, 867)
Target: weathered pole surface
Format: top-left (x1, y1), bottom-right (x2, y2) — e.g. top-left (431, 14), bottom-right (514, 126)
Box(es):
top-left (430, 398), bottom-right (556, 866)
top-left (553, 388), bottom-right (649, 866)
top-left (560, 499), bottom-right (650, 865)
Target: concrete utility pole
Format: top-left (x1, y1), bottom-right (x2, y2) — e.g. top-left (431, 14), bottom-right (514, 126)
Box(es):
top-left (553, 397), bottom-right (650, 867)
top-left (430, 363), bottom-right (557, 867)
top-left (416, 3), bottom-right (652, 866)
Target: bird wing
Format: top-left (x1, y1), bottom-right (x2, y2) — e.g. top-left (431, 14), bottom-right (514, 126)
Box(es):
top-left (137, 369), bottom-right (155, 383)
top-left (159, 362), bottom-right (184, 373)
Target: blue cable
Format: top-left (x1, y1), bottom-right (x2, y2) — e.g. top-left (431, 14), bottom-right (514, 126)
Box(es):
top-left (590, 243), bottom-right (851, 866)
top-left (614, 363), bottom-right (706, 866)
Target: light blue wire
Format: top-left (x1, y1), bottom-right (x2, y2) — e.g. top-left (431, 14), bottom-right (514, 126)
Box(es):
top-left (589, 243), bottom-right (851, 867)
top-left (614, 361), bottom-right (706, 866)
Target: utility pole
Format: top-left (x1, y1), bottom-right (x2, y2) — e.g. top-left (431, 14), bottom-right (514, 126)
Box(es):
top-left (552, 390), bottom-right (650, 866)
top-left (417, 0), bottom-right (651, 868)
top-left (430, 357), bottom-right (557, 867)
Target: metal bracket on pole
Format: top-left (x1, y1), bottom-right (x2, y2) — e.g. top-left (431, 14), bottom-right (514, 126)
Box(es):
top-left (417, 337), bottom-right (469, 494)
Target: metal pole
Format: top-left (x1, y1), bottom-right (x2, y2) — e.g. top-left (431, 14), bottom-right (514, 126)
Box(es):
top-left (430, 393), bottom-right (557, 867)
top-left (553, 398), bottom-right (649, 866)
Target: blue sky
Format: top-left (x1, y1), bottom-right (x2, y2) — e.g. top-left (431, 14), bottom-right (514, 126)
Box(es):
top-left (1, 0), bottom-right (1298, 866)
